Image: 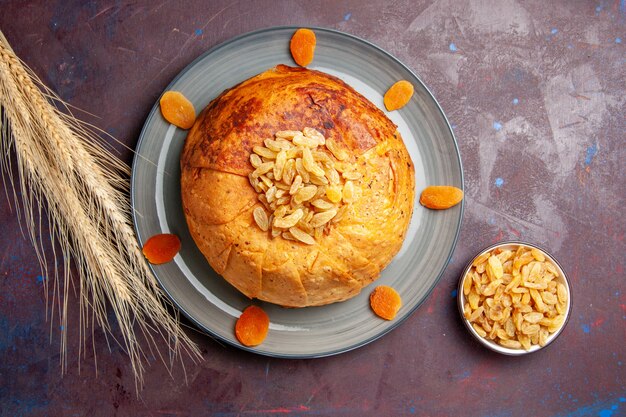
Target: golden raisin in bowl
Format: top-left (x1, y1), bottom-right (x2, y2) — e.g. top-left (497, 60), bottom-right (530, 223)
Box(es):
top-left (457, 241), bottom-right (572, 355)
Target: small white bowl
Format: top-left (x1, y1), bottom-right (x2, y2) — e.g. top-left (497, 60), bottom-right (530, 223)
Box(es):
top-left (457, 241), bottom-right (572, 355)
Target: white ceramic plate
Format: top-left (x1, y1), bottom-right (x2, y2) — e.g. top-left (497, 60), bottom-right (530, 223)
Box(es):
top-left (131, 26), bottom-right (463, 357)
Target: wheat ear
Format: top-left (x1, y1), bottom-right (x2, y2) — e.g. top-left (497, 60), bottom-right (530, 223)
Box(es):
top-left (0, 30), bottom-right (201, 388)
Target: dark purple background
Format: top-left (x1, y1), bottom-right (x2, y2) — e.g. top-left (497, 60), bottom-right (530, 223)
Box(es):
top-left (1, 1), bottom-right (624, 416)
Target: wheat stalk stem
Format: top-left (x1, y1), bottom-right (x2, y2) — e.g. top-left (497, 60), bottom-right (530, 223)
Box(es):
top-left (0, 31), bottom-right (200, 388)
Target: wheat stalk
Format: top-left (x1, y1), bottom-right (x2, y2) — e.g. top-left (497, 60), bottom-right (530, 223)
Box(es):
top-left (0, 31), bottom-right (201, 387)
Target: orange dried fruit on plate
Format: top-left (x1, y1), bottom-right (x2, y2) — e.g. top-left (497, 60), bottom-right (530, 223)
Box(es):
top-left (159, 91), bottom-right (196, 129)
top-left (235, 305), bottom-right (270, 347)
top-left (370, 285), bottom-right (402, 320)
top-left (383, 80), bottom-right (414, 111)
top-left (142, 233), bottom-right (181, 264)
top-left (290, 28), bottom-right (316, 67)
top-left (419, 186), bottom-right (464, 210)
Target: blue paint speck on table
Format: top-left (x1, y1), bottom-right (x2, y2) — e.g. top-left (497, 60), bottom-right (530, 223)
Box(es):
top-left (554, 397), bottom-right (625, 417)
top-left (495, 177), bottom-right (504, 188)
top-left (512, 98), bottom-right (519, 105)
top-left (598, 408), bottom-right (615, 417)
top-left (584, 143), bottom-right (598, 166)
top-left (493, 121), bottom-right (502, 131)
top-left (36, 275), bottom-right (45, 283)
top-left (616, 37), bottom-right (622, 44)
top-left (449, 42), bottom-right (457, 52)
top-left (451, 289), bottom-right (458, 298)
top-left (457, 370), bottom-right (471, 380)
top-left (195, 28), bottom-right (203, 36)
top-left (581, 324), bottom-right (590, 334)
top-left (551, 28), bottom-right (558, 35)
top-left (343, 12), bottom-right (351, 21)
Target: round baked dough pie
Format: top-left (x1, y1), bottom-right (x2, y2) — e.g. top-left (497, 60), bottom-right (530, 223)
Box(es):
top-left (181, 65), bottom-right (414, 307)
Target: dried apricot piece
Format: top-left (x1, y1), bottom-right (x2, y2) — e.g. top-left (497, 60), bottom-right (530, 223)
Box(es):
top-left (290, 28), bottom-right (316, 67)
top-left (383, 80), bottom-right (414, 111)
top-left (235, 305), bottom-right (270, 347)
top-left (419, 186), bottom-right (464, 210)
top-left (370, 285), bottom-right (402, 320)
top-left (142, 233), bottom-right (181, 264)
top-left (159, 91), bottom-right (196, 129)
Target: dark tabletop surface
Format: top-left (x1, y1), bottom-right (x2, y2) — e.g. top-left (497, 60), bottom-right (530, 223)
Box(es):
top-left (1, 1), bottom-right (624, 416)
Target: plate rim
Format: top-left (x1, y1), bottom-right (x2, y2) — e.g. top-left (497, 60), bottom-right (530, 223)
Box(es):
top-left (131, 25), bottom-right (465, 358)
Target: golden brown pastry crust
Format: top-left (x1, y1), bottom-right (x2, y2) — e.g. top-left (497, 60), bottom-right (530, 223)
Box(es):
top-left (181, 65), bottom-right (414, 307)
